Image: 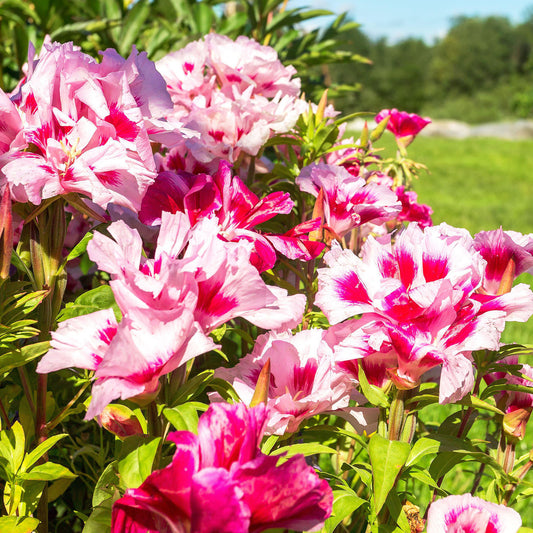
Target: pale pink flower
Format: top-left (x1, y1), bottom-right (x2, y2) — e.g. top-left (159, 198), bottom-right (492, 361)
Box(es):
top-left (375, 108), bottom-right (431, 146)
top-left (139, 161), bottom-right (323, 272)
top-left (155, 34), bottom-right (305, 164)
top-left (215, 329), bottom-right (368, 435)
top-left (1, 41), bottom-right (174, 211)
top-left (296, 163), bottom-right (401, 241)
top-left (111, 403), bottom-right (333, 533)
top-left (427, 494), bottom-right (521, 533)
top-left (88, 211), bottom-right (306, 332)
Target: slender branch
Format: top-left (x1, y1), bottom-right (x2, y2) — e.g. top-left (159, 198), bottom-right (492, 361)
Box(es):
top-left (46, 381), bottom-right (91, 432)
top-left (17, 366), bottom-right (35, 414)
top-left (0, 397), bottom-right (10, 429)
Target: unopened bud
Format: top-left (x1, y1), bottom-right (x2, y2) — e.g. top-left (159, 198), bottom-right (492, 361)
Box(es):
top-left (497, 258), bottom-right (516, 295)
top-left (98, 404), bottom-right (143, 439)
top-left (250, 358), bottom-right (271, 407)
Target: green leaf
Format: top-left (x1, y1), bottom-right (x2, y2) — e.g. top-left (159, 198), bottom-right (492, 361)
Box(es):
top-left (20, 463), bottom-right (76, 481)
top-left (323, 489), bottom-right (366, 533)
top-left (22, 433), bottom-right (68, 471)
top-left (48, 476), bottom-right (76, 502)
top-left (0, 341), bottom-right (49, 376)
top-left (192, 2), bottom-right (214, 35)
top-left (57, 285), bottom-right (120, 322)
top-left (358, 365), bottom-right (389, 408)
top-left (270, 443), bottom-right (337, 459)
top-left (117, 437), bottom-right (161, 489)
top-left (119, 0), bottom-right (150, 56)
top-left (368, 434), bottom-right (410, 516)
top-left (0, 516), bottom-right (40, 533)
top-left (163, 403), bottom-right (199, 433)
top-left (82, 497), bottom-right (113, 533)
top-left (171, 369), bottom-right (214, 406)
top-left (65, 232), bottom-right (93, 262)
top-left (92, 461), bottom-right (119, 507)
top-left (406, 437), bottom-right (440, 467)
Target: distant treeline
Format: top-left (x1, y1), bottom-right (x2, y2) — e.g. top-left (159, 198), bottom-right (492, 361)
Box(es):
top-left (328, 14), bottom-right (533, 123)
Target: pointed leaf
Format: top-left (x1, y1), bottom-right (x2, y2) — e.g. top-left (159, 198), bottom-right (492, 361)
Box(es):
top-left (0, 516), bottom-right (40, 533)
top-left (323, 489), bottom-right (366, 533)
top-left (117, 437), bottom-right (161, 489)
top-left (368, 434), bottom-right (410, 515)
top-left (22, 434), bottom-right (67, 471)
top-left (162, 403), bottom-right (199, 433)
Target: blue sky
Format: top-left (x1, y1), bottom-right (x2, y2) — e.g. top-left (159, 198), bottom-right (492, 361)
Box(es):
top-left (290, 0), bottom-right (533, 43)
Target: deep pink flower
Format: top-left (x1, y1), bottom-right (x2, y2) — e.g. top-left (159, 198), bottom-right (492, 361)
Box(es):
top-left (296, 163), bottom-right (401, 241)
top-left (111, 403), bottom-right (333, 533)
top-left (375, 108), bottom-right (431, 146)
top-left (139, 161), bottom-right (324, 271)
top-left (214, 329), bottom-right (372, 435)
top-left (427, 494), bottom-right (521, 533)
top-left (395, 186), bottom-right (433, 228)
top-left (473, 229), bottom-right (533, 295)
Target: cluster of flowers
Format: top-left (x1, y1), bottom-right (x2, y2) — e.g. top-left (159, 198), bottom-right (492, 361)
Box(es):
top-left (1, 34), bottom-right (532, 532)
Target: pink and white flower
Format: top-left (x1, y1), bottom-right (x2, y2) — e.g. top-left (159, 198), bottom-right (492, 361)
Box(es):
top-left (155, 33), bottom-right (305, 165)
top-left (215, 329), bottom-right (372, 435)
top-left (111, 403), bottom-right (333, 533)
top-left (1, 41), bottom-right (176, 211)
top-left (139, 161), bottom-right (323, 272)
top-left (426, 494), bottom-right (521, 533)
top-left (316, 223), bottom-right (533, 402)
top-left (296, 163), bottom-right (401, 242)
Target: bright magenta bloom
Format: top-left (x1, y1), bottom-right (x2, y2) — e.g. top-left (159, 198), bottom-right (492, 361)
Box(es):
top-left (375, 108), bottom-right (430, 146)
top-left (111, 403), bottom-right (333, 533)
top-left (140, 161), bottom-right (323, 271)
top-left (427, 494), bottom-right (521, 533)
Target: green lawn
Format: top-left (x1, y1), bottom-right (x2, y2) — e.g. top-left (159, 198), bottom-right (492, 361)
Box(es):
top-left (408, 136), bottom-right (533, 235)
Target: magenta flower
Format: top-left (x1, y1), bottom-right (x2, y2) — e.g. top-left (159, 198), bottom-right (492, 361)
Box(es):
top-left (214, 329), bottom-right (373, 435)
top-left (140, 160), bottom-right (323, 271)
top-left (473, 228), bottom-right (533, 295)
top-left (111, 403), bottom-right (333, 533)
top-left (427, 494), bottom-right (521, 533)
top-left (375, 108), bottom-right (431, 147)
top-left (395, 186), bottom-right (433, 228)
top-left (296, 163), bottom-right (401, 242)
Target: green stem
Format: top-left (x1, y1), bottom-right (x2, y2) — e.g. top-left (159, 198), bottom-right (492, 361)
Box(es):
top-left (46, 381), bottom-right (91, 432)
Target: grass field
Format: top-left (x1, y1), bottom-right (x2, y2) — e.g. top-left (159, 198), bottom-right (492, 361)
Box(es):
top-left (374, 133), bottom-right (533, 345)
